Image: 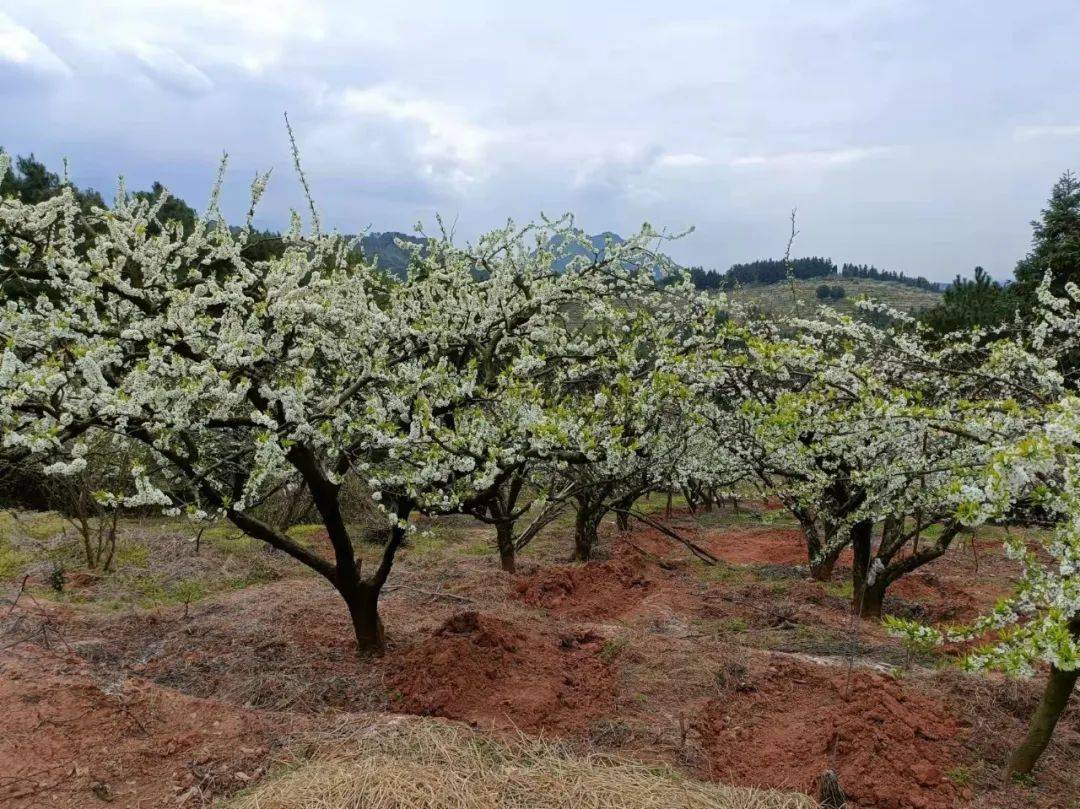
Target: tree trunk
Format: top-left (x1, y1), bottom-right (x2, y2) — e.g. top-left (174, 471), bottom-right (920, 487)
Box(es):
top-left (701, 491), bottom-right (715, 513)
top-left (806, 531), bottom-right (840, 581)
top-left (859, 580), bottom-right (886, 619)
top-left (800, 515), bottom-right (839, 581)
top-left (495, 521), bottom-right (516, 574)
top-left (343, 583), bottom-right (385, 655)
top-left (573, 505), bottom-right (603, 561)
top-left (613, 493), bottom-right (636, 532)
top-left (78, 514), bottom-right (95, 569)
top-left (1007, 618), bottom-right (1080, 777)
top-left (849, 519), bottom-right (875, 616)
top-left (810, 553), bottom-right (837, 582)
top-left (682, 485), bottom-right (698, 514)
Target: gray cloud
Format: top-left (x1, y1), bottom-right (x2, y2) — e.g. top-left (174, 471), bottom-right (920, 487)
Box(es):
top-left (128, 44), bottom-right (214, 96)
top-left (2, 0), bottom-right (1079, 280)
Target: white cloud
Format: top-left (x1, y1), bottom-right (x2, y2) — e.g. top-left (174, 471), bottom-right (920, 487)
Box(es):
top-left (729, 146), bottom-right (896, 169)
top-left (1014, 124), bottom-right (1080, 141)
top-left (336, 86), bottom-right (495, 178)
top-left (2, 0), bottom-right (333, 81)
top-left (657, 153), bottom-right (715, 169)
top-left (0, 12), bottom-right (71, 77)
top-left (2, 1), bottom-right (1079, 281)
top-left (572, 144), bottom-right (663, 194)
top-left (129, 43), bottom-right (213, 95)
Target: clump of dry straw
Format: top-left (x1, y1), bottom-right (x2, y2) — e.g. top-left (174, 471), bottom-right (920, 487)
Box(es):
top-left (228, 715), bottom-right (816, 809)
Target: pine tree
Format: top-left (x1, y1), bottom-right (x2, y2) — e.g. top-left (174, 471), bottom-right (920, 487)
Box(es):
top-left (921, 266), bottom-right (1017, 333)
top-left (1014, 170), bottom-right (1080, 302)
top-left (922, 170), bottom-right (1080, 334)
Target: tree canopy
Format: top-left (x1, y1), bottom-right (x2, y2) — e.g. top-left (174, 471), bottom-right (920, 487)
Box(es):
top-left (1, 150), bottom-right (1078, 773)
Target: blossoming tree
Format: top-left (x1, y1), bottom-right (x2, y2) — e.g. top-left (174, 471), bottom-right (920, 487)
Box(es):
top-left (886, 279), bottom-right (1080, 775)
top-left (0, 154), bottom-right (676, 653)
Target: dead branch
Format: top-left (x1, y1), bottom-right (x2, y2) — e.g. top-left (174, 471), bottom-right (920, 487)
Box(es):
top-left (383, 585), bottom-right (473, 604)
top-left (613, 508), bottom-right (720, 565)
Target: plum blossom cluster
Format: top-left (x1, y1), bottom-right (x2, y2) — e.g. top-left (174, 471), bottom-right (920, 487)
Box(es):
top-left (0, 153), bottom-right (720, 651)
top-left (1, 152), bottom-right (1077, 683)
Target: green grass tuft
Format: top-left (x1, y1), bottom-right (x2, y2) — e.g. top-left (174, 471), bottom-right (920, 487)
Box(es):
top-left (0, 543), bottom-right (30, 579)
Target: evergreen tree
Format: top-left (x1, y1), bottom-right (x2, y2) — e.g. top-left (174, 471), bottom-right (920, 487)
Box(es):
top-left (0, 151), bottom-right (104, 213)
top-left (839, 262), bottom-right (936, 290)
top-left (726, 256), bottom-right (836, 286)
top-left (132, 181), bottom-right (197, 235)
top-left (921, 267), bottom-right (1017, 333)
top-left (0, 153), bottom-right (60, 202)
top-left (1013, 170), bottom-right (1080, 302)
top-left (922, 170), bottom-right (1080, 334)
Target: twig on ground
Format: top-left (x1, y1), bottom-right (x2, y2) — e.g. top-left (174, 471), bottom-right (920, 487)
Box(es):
top-left (614, 508), bottom-right (721, 565)
top-left (620, 539), bottom-right (679, 570)
top-left (383, 585), bottom-right (472, 604)
top-left (2, 575), bottom-right (29, 619)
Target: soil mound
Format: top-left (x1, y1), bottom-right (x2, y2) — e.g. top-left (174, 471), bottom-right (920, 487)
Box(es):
top-left (696, 659), bottom-right (970, 809)
top-left (0, 645), bottom-right (286, 808)
top-left (384, 610), bottom-right (614, 733)
top-left (514, 558), bottom-right (654, 619)
top-left (887, 571), bottom-right (1001, 624)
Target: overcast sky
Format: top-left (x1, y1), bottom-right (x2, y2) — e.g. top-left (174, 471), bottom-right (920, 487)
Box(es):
top-left (2, 1), bottom-right (1079, 281)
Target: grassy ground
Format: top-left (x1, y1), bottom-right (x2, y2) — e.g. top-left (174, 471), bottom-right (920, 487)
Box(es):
top-left (727, 276), bottom-right (942, 316)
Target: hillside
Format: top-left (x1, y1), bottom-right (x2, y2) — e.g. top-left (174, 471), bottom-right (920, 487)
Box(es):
top-left (356, 232), bottom-right (426, 277)
top-left (728, 276), bottom-right (943, 316)
top-left (4, 504), bottom-right (1074, 808)
top-left (290, 228), bottom-right (947, 319)
top-left (549, 230), bottom-right (627, 272)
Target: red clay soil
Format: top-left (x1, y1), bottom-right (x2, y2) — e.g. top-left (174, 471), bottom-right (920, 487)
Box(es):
top-left (696, 658), bottom-right (971, 809)
top-left (697, 525), bottom-right (830, 567)
top-left (61, 581), bottom-right (375, 714)
top-left (384, 610), bottom-right (615, 733)
top-left (885, 538), bottom-right (1015, 624)
top-left (678, 521), bottom-right (1010, 624)
top-left (888, 570), bottom-right (1003, 624)
top-left (513, 556), bottom-right (658, 620)
top-left (0, 645), bottom-right (289, 808)
top-left (0, 516), bottom-right (1050, 808)
top-left (622, 517), bottom-right (830, 570)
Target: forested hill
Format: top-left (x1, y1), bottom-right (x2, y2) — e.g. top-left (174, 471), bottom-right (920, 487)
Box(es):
top-left (684, 258), bottom-right (943, 292)
top-left (547, 231), bottom-right (626, 272)
top-left (354, 232), bottom-right (426, 277)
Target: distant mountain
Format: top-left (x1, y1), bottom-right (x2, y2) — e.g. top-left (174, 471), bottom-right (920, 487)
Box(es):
top-left (356, 231), bottom-right (426, 277)
top-left (365, 229), bottom-right (641, 280)
top-left (259, 222), bottom-right (955, 294)
top-left (548, 231), bottom-right (627, 273)
top-left (364, 229), bottom-right (647, 279)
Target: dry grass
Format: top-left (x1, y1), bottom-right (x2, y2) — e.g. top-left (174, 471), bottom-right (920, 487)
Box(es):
top-left (228, 715), bottom-right (817, 809)
top-left (729, 276), bottom-right (941, 317)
